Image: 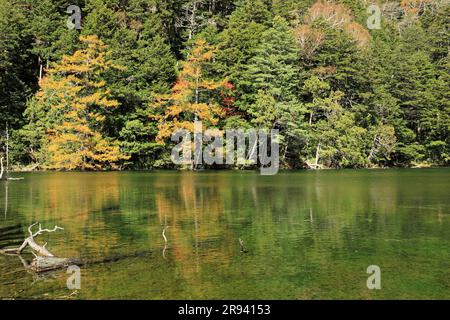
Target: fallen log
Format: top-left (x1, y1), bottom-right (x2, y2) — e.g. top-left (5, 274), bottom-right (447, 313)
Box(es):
top-left (15, 222), bottom-right (64, 257)
top-left (1, 222), bottom-right (159, 273)
top-left (29, 257), bottom-right (82, 273)
top-left (16, 163), bottom-right (40, 172)
top-left (16, 250), bottom-right (155, 273)
top-left (305, 162), bottom-right (325, 170)
top-left (0, 222), bottom-right (79, 272)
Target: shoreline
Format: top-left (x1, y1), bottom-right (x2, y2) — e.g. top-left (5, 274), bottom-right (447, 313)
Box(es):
top-left (6, 165), bottom-right (449, 174)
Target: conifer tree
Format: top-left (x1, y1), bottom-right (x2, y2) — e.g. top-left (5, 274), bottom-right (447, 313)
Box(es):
top-left (23, 35), bottom-right (129, 170)
top-left (153, 39), bottom-right (229, 143)
top-left (242, 16), bottom-right (299, 109)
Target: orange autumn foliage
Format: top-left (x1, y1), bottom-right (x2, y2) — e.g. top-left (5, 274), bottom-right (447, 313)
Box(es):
top-left (153, 39), bottom-right (229, 143)
top-left (303, 1), bottom-right (371, 48)
top-left (400, 0), bottom-right (434, 16)
top-left (305, 0), bottom-right (353, 28)
top-left (344, 22), bottom-right (371, 48)
top-left (293, 24), bottom-right (325, 58)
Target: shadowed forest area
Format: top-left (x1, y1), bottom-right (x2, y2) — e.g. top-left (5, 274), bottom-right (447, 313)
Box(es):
top-left (0, 0), bottom-right (449, 171)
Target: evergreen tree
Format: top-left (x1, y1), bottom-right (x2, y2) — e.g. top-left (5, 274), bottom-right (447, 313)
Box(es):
top-left (242, 16), bottom-right (299, 109)
top-left (0, 0), bottom-right (34, 128)
top-left (239, 16), bottom-right (305, 166)
top-left (216, 0), bottom-right (271, 106)
top-left (1, 0), bottom-right (448, 169)
top-left (82, 0), bottom-right (177, 167)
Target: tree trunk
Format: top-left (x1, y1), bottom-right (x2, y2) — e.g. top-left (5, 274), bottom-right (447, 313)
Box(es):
top-left (0, 157), bottom-right (4, 180)
top-left (5, 121), bottom-right (9, 171)
top-left (38, 56), bottom-right (43, 80)
top-left (314, 143), bottom-right (321, 166)
top-left (306, 143), bottom-right (324, 169)
top-left (368, 135), bottom-right (378, 162)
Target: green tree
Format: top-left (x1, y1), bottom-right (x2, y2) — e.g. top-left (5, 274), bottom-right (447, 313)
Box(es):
top-left (0, 0), bottom-right (34, 128)
top-left (82, 0), bottom-right (177, 168)
top-left (216, 0), bottom-right (271, 106)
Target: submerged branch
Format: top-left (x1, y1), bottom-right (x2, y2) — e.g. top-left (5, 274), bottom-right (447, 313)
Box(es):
top-left (162, 227), bottom-right (169, 259)
top-left (0, 222), bottom-right (73, 272)
top-left (1, 222), bottom-right (157, 273)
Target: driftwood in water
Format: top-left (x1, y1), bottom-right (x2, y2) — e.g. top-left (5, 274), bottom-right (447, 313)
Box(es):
top-left (19, 163), bottom-right (40, 172)
top-left (0, 222), bottom-right (78, 272)
top-left (15, 255), bottom-right (82, 273)
top-left (239, 238), bottom-right (247, 253)
top-left (21, 250), bottom-right (154, 273)
top-left (306, 162), bottom-right (324, 170)
top-left (1, 223), bottom-right (159, 273)
top-left (29, 257), bottom-right (82, 273)
top-left (17, 222), bottom-right (63, 257)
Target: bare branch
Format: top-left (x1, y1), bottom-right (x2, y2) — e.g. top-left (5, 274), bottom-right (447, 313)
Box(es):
top-left (2, 222), bottom-right (64, 258)
top-left (28, 222), bottom-right (39, 237)
top-left (32, 223), bottom-right (64, 238)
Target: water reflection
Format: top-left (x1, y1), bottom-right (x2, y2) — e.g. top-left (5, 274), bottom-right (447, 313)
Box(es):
top-left (3, 181), bottom-right (7, 220)
top-left (0, 170), bottom-right (449, 299)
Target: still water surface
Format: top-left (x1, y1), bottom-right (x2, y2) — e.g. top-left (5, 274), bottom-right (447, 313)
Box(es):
top-left (0, 169), bottom-right (449, 299)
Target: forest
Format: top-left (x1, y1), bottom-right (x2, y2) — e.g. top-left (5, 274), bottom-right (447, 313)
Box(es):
top-left (0, 0), bottom-right (449, 170)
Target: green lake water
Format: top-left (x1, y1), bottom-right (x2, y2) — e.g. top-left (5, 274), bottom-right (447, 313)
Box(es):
top-left (0, 169), bottom-right (449, 299)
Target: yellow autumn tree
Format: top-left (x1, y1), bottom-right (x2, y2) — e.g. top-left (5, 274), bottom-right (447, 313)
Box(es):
top-left (153, 39), bottom-right (229, 143)
top-left (37, 35), bottom-right (129, 170)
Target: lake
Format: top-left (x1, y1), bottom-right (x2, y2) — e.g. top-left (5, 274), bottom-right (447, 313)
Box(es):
top-left (0, 169), bottom-right (449, 299)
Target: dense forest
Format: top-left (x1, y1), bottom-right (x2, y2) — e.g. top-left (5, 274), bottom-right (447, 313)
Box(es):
top-left (0, 0), bottom-right (449, 170)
